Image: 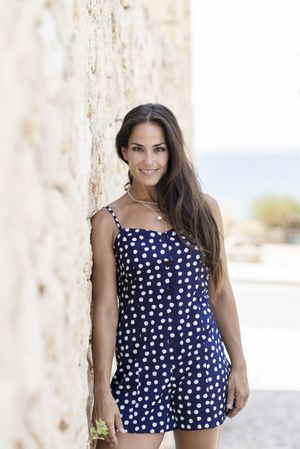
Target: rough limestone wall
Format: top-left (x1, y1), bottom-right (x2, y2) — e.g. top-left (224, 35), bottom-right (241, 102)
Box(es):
top-left (0, 1), bottom-right (190, 448)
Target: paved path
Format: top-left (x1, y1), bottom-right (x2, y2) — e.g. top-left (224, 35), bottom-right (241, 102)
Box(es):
top-left (220, 390), bottom-right (300, 449)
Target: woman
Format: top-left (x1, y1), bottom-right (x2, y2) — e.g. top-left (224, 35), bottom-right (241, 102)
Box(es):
top-left (90, 103), bottom-right (249, 449)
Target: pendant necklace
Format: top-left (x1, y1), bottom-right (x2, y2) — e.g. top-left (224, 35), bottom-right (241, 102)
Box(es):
top-left (127, 189), bottom-right (170, 232)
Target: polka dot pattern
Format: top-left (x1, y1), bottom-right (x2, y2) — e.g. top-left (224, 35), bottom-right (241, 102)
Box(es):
top-left (105, 206), bottom-right (232, 433)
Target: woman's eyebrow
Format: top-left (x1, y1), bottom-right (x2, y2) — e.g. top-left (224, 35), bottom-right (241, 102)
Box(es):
top-left (129, 142), bottom-right (166, 147)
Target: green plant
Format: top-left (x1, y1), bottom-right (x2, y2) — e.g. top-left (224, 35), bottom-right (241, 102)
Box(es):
top-left (89, 418), bottom-right (109, 441)
top-left (251, 195), bottom-right (300, 227)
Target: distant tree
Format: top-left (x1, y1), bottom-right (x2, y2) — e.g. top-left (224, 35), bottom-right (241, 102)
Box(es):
top-left (251, 195), bottom-right (300, 228)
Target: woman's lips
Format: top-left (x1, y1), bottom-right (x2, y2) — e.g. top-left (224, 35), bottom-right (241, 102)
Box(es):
top-left (139, 169), bottom-right (159, 176)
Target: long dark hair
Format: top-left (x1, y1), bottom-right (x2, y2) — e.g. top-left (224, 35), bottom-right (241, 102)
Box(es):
top-left (115, 103), bottom-right (225, 297)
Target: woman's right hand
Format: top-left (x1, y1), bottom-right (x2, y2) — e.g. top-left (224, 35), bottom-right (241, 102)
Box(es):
top-left (92, 388), bottom-right (125, 447)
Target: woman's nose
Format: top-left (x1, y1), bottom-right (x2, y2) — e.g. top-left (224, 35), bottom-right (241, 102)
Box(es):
top-left (143, 151), bottom-right (154, 164)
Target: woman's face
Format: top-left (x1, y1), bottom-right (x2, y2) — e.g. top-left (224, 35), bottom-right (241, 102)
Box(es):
top-left (121, 121), bottom-right (169, 187)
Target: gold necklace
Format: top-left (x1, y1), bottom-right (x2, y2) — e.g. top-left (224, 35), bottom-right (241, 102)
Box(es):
top-left (127, 189), bottom-right (158, 205)
top-left (127, 189), bottom-right (169, 231)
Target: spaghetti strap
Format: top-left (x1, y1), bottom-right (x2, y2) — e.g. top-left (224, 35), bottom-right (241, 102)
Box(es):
top-left (104, 205), bottom-right (122, 230)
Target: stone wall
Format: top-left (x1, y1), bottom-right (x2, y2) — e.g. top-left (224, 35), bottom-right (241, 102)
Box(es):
top-left (0, 1), bottom-right (191, 448)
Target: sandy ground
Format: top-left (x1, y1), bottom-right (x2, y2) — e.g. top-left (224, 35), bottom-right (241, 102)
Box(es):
top-left (158, 244), bottom-right (300, 449)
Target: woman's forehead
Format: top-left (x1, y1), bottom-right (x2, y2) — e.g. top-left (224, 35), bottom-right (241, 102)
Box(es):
top-left (129, 122), bottom-right (165, 141)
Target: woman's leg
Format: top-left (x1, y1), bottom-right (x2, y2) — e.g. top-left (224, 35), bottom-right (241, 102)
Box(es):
top-left (173, 424), bottom-right (223, 449)
top-left (96, 431), bottom-right (164, 449)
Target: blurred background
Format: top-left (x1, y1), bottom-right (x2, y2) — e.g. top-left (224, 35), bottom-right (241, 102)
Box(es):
top-left (189, 1), bottom-right (300, 448)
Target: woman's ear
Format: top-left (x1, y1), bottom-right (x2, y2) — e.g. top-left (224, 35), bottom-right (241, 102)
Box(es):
top-left (121, 146), bottom-right (128, 161)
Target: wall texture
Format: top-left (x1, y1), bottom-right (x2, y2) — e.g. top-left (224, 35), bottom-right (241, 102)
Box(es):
top-left (0, 1), bottom-right (191, 448)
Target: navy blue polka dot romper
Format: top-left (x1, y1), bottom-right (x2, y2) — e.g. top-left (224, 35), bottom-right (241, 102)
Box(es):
top-left (104, 205), bottom-right (232, 434)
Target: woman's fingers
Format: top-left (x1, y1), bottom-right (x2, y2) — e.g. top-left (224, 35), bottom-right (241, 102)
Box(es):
top-left (227, 387), bottom-right (249, 418)
top-left (106, 422), bottom-right (118, 447)
top-left (226, 379), bottom-right (236, 411)
top-left (226, 366), bottom-right (250, 418)
top-left (91, 406), bottom-right (117, 446)
top-left (229, 393), bottom-right (241, 418)
top-left (103, 411), bottom-right (125, 447)
top-left (115, 412), bottom-right (126, 433)
top-left (91, 391), bottom-right (123, 446)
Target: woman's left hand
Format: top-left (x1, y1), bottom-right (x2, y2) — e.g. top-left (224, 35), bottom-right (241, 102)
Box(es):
top-left (226, 365), bottom-right (250, 418)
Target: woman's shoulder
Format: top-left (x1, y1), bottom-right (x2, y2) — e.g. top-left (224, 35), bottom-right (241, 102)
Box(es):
top-left (90, 207), bottom-right (111, 232)
top-left (90, 193), bottom-right (129, 226)
top-left (203, 192), bottom-right (219, 210)
top-left (202, 193), bottom-right (224, 232)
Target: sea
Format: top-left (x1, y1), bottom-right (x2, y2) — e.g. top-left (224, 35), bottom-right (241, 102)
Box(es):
top-left (194, 149), bottom-right (300, 220)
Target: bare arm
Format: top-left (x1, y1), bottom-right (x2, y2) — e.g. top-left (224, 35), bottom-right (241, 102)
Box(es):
top-left (91, 207), bottom-right (118, 391)
top-left (90, 207), bottom-right (125, 443)
top-left (204, 193), bottom-right (250, 417)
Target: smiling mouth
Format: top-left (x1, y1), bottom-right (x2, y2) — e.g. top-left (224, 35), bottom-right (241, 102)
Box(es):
top-left (139, 169), bottom-right (159, 175)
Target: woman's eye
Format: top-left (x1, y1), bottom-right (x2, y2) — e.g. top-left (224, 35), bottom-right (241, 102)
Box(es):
top-left (132, 146), bottom-right (166, 152)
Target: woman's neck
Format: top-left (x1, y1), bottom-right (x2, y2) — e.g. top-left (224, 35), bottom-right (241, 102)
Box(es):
top-left (128, 182), bottom-right (158, 202)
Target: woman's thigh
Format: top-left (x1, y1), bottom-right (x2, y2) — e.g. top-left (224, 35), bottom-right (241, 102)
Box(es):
top-left (96, 431), bottom-right (165, 449)
top-left (173, 424), bottom-right (223, 449)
